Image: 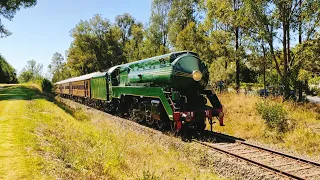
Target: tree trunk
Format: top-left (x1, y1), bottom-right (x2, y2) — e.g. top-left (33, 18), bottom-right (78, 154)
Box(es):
top-left (235, 27), bottom-right (240, 92)
top-left (298, 0), bottom-right (303, 101)
top-left (262, 42), bottom-right (267, 97)
top-left (234, 0), bottom-right (240, 93)
top-left (282, 3), bottom-right (290, 98)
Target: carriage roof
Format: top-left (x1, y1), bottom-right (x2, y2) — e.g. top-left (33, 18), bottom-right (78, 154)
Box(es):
top-left (54, 72), bottom-right (101, 85)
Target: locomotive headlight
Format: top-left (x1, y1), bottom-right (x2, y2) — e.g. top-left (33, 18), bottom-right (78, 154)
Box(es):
top-left (192, 70), bottom-right (203, 81)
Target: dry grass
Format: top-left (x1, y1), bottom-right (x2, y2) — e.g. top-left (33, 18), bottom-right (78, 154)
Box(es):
top-left (47, 98), bottom-right (222, 179)
top-left (213, 92), bottom-right (320, 158)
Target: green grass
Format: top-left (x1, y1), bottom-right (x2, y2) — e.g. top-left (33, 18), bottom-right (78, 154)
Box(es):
top-left (0, 85), bottom-right (45, 179)
top-left (0, 84), bottom-right (222, 179)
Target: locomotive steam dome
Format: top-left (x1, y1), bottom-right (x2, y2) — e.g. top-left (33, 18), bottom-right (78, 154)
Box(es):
top-left (171, 53), bottom-right (209, 90)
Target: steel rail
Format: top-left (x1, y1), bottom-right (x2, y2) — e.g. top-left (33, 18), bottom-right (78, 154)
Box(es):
top-left (205, 131), bottom-right (320, 167)
top-left (193, 139), bottom-right (305, 180)
top-left (194, 131), bottom-right (320, 180)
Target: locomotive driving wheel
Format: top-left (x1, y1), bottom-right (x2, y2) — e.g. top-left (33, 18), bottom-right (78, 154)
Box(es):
top-left (170, 121), bottom-right (176, 132)
top-left (145, 112), bottom-right (155, 126)
top-left (156, 120), bottom-right (165, 130)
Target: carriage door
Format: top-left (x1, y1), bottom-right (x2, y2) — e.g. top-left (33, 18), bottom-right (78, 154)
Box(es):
top-left (69, 82), bottom-right (72, 95)
top-left (106, 73), bottom-right (110, 101)
top-left (84, 81), bottom-right (88, 97)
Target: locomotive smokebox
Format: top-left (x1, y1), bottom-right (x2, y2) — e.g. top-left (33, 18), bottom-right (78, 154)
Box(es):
top-left (171, 53), bottom-right (209, 90)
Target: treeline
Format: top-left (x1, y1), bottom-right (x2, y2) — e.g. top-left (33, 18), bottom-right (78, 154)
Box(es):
top-left (49, 0), bottom-right (320, 98)
top-left (0, 55), bottom-right (18, 83)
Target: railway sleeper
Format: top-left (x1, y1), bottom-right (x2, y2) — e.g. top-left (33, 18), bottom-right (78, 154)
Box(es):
top-left (271, 161), bottom-right (297, 168)
top-left (285, 165), bottom-right (313, 172)
top-left (302, 171), bottom-right (320, 178)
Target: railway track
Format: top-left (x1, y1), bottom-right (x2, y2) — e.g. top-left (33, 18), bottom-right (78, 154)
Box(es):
top-left (193, 131), bottom-right (320, 180)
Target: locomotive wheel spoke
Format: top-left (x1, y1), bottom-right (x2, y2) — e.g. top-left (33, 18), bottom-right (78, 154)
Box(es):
top-left (146, 116), bottom-right (155, 126)
top-left (156, 120), bottom-right (165, 130)
top-left (170, 121), bottom-right (176, 132)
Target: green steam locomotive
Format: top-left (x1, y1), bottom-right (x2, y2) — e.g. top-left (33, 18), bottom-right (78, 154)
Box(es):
top-left (55, 51), bottom-right (224, 132)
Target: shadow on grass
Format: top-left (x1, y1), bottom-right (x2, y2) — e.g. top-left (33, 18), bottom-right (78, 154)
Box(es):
top-left (0, 85), bottom-right (79, 120)
top-left (0, 85), bottom-right (44, 101)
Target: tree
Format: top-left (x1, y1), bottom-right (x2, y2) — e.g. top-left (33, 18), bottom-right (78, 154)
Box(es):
top-left (245, 0), bottom-right (320, 98)
top-left (0, 54), bottom-right (18, 83)
top-left (202, 0), bottom-right (251, 90)
top-left (115, 13), bottom-right (135, 47)
top-left (68, 14), bottom-right (126, 75)
top-left (168, 0), bottom-right (198, 48)
top-left (18, 60), bottom-right (43, 82)
top-left (48, 52), bottom-right (65, 83)
top-left (149, 0), bottom-right (172, 52)
top-left (0, 0), bottom-right (37, 38)
top-left (123, 23), bottom-right (145, 62)
top-left (175, 22), bottom-right (207, 56)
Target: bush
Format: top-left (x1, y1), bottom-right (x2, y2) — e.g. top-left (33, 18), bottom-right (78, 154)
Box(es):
top-left (41, 78), bottom-right (53, 93)
top-left (256, 101), bottom-right (288, 132)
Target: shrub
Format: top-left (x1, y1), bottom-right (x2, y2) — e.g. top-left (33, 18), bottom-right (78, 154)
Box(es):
top-left (41, 78), bottom-right (53, 93)
top-left (256, 101), bottom-right (288, 132)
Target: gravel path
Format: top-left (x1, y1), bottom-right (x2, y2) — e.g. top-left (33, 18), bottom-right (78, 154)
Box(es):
top-left (58, 97), bottom-right (289, 180)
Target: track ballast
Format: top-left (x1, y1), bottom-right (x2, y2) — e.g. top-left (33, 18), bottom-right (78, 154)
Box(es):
top-left (193, 131), bottom-right (320, 180)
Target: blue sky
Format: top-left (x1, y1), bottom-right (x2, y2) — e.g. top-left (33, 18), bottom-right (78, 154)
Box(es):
top-left (0, 0), bottom-right (151, 74)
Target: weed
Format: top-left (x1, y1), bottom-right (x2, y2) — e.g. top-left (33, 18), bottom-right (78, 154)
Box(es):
top-left (216, 92), bottom-right (320, 158)
top-left (284, 128), bottom-right (320, 155)
top-left (139, 170), bottom-right (161, 180)
top-left (256, 101), bottom-right (289, 133)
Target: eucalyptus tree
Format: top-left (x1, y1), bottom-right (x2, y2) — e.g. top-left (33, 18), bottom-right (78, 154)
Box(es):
top-left (168, 0), bottom-right (199, 48)
top-left (245, 0), bottom-right (320, 98)
top-left (18, 60), bottom-right (43, 82)
top-left (0, 0), bottom-right (37, 37)
top-left (48, 52), bottom-right (65, 82)
top-left (148, 0), bottom-right (172, 54)
top-left (115, 13), bottom-right (136, 47)
top-left (123, 22), bottom-right (145, 62)
top-left (203, 0), bottom-right (250, 90)
top-left (68, 14), bottom-right (125, 75)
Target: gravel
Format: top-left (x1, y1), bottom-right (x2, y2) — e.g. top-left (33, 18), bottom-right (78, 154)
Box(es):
top-left (245, 139), bottom-right (320, 163)
top-left (58, 97), bottom-right (290, 180)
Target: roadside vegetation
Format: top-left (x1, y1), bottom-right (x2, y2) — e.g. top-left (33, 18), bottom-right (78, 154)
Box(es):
top-left (0, 55), bottom-right (18, 83)
top-left (214, 92), bottom-right (320, 157)
top-left (0, 84), bottom-right (221, 179)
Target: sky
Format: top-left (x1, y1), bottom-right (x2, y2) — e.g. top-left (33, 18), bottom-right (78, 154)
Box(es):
top-left (0, 0), bottom-right (151, 74)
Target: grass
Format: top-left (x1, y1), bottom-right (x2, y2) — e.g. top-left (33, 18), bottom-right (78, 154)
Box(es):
top-left (213, 92), bottom-right (320, 157)
top-left (0, 84), bottom-right (222, 179)
top-left (0, 85), bottom-right (45, 179)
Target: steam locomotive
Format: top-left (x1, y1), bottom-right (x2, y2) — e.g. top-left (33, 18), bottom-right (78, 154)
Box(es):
top-left (55, 51), bottom-right (224, 132)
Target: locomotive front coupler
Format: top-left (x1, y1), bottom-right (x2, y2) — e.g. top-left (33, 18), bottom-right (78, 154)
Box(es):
top-left (205, 109), bottom-right (224, 127)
